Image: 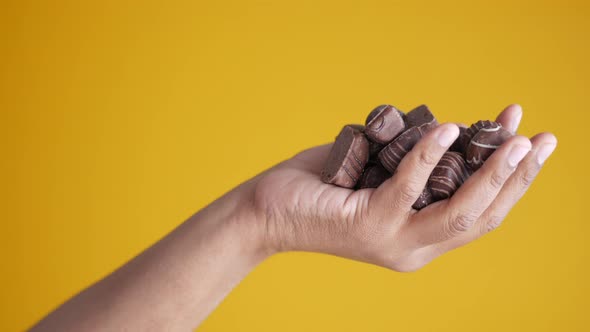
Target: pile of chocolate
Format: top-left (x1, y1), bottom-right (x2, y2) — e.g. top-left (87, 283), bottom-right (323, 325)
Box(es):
top-left (320, 104), bottom-right (514, 210)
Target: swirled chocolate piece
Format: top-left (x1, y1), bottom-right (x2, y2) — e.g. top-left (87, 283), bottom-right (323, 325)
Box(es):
top-left (466, 126), bottom-right (513, 171)
top-left (428, 151), bottom-right (471, 201)
top-left (377, 124), bottom-right (430, 173)
top-left (357, 164), bottom-right (391, 189)
top-left (364, 104), bottom-right (406, 144)
top-left (412, 187), bottom-right (434, 210)
top-left (321, 125), bottom-right (370, 188)
top-left (456, 120), bottom-right (499, 154)
top-left (406, 104), bottom-right (438, 131)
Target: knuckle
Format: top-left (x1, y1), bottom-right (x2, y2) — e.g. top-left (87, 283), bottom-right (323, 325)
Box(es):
top-left (519, 167), bottom-right (538, 187)
top-left (485, 214), bottom-right (505, 233)
top-left (446, 212), bottom-right (477, 237)
top-left (416, 148), bottom-right (438, 169)
top-left (488, 170), bottom-right (506, 190)
top-left (396, 182), bottom-right (420, 206)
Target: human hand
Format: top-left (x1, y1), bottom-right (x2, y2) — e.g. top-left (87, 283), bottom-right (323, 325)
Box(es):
top-left (253, 105), bottom-right (557, 271)
top-left (28, 105), bottom-right (557, 332)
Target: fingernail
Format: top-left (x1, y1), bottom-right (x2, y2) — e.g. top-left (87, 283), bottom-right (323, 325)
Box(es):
top-left (507, 145), bottom-right (530, 168)
top-left (510, 109), bottom-right (522, 134)
top-left (437, 125), bottom-right (458, 147)
top-left (536, 143), bottom-right (556, 165)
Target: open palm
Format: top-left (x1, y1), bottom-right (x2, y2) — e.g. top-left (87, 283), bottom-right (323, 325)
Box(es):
top-left (253, 105), bottom-right (557, 271)
top-left (254, 143), bottom-right (374, 252)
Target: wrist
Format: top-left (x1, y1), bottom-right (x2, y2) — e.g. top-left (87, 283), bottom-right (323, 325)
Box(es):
top-left (199, 178), bottom-right (275, 264)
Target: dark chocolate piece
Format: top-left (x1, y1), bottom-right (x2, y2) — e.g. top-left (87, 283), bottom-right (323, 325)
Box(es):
top-left (357, 164), bottom-right (391, 189)
top-left (368, 140), bottom-right (385, 158)
top-left (364, 105), bottom-right (406, 144)
top-left (377, 124), bottom-right (431, 173)
top-left (428, 151), bottom-right (471, 201)
top-left (456, 120), bottom-right (499, 154)
top-left (321, 125), bottom-right (370, 188)
top-left (466, 126), bottom-right (513, 171)
top-left (450, 125), bottom-right (467, 153)
top-left (336, 124), bottom-right (365, 139)
top-left (406, 105), bottom-right (438, 131)
top-left (412, 187), bottom-right (434, 210)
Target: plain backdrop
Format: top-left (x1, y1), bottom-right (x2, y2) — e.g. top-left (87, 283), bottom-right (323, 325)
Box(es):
top-left (1, 0), bottom-right (588, 331)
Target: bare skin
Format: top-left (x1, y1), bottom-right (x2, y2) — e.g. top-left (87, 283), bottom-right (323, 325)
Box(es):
top-left (30, 105), bottom-right (557, 331)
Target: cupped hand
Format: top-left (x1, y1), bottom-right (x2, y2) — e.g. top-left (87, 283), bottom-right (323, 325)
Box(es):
top-left (253, 105), bottom-right (557, 271)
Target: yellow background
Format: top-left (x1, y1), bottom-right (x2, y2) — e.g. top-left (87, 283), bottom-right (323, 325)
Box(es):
top-left (1, 0), bottom-right (588, 331)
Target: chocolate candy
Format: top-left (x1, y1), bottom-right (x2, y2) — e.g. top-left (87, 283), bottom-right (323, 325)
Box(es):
top-left (377, 124), bottom-right (431, 173)
top-left (412, 187), bottom-right (434, 210)
top-left (321, 125), bottom-right (370, 188)
top-left (456, 120), bottom-right (499, 154)
top-left (364, 105), bottom-right (406, 144)
top-left (321, 103), bottom-right (519, 210)
top-left (368, 140), bottom-right (385, 158)
top-left (450, 124), bottom-right (467, 152)
top-left (406, 104), bottom-right (438, 131)
top-left (428, 151), bottom-right (471, 201)
top-left (357, 164), bottom-right (391, 189)
top-left (466, 126), bottom-right (513, 171)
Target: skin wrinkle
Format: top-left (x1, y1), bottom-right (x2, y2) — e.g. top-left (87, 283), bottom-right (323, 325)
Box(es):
top-left (520, 166), bottom-right (538, 187)
top-left (259, 171), bottom-right (300, 252)
top-left (484, 213), bottom-right (505, 233)
top-left (341, 190), bottom-right (358, 235)
top-left (489, 170), bottom-right (506, 190)
top-left (288, 176), bottom-right (309, 250)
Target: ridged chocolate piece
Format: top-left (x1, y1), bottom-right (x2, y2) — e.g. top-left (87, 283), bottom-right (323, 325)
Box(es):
top-left (412, 187), bottom-right (434, 210)
top-left (428, 151), bottom-right (471, 201)
top-left (321, 125), bottom-right (370, 188)
top-left (456, 120), bottom-right (499, 154)
top-left (466, 126), bottom-right (513, 171)
top-left (406, 105), bottom-right (438, 131)
top-left (377, 124), bottom-right (431, 173)
top-left (364, 105), bottom-right (406, 144)
top-left (357, 164), bottom-right (391, 189)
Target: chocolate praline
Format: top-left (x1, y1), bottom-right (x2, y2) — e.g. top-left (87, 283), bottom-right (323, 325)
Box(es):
top-left (466, 126), bottom-right (513, 171)
top-left (406, 104), bottom-right (438, 131)
top-left (357, 164), bottom-right (392, 189)
top-left (456, 120), bottom-right (500, 154)
top-left (377, 123), bottom-right (432, 173)
top-left (412, 187), bottom-right (434, 210)
top-left (368, 140), bottom-right (385, 158)
top-left (321, 125), bottom-right (370, 188)
top-left (450, 124), bottom-right (467, 153)
top-left (364, 104), bottom-right (406, 144)
top-left (428, 151), bottom-right (471, 201)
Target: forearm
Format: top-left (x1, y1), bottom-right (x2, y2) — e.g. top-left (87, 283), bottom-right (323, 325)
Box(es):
top-left (30, 180), bottom-right (270, 331)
